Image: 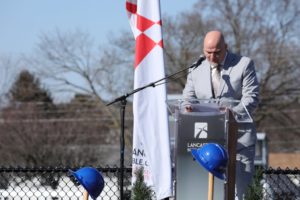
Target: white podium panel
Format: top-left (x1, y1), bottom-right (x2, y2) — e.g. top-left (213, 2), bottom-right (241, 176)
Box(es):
top-left (175, 109), bottom-right (226, 200)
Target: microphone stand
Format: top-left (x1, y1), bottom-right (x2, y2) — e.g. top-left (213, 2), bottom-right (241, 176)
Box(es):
top-left (106, 60), bottom-right (203, 200)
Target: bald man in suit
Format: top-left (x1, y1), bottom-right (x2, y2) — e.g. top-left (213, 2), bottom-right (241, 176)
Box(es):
top-left (183, 30), bottom-right (259, 199)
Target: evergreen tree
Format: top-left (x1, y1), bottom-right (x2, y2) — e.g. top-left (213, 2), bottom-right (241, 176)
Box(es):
top-left (245, 168), bottom-right (264, 200)
top-left (131, 167), bottom-right (153, 200)
top-left (9, 70), bottom-right (52, 103)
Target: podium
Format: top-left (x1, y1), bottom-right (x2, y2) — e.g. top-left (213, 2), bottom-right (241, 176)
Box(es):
top-left (167, 99), bottom-right (252, 200)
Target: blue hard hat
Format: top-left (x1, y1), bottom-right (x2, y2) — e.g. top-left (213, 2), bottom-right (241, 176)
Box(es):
top-left (69, 167), bottom-right (104, 199)
top-left (191, 143), bottom-right (228, 180)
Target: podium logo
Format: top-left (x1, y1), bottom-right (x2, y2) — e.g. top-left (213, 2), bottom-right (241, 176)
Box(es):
top-left (194, 122), bottom-right (208, 139)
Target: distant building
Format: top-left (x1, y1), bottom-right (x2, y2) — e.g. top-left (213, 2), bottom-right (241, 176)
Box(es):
top-left (255, 132), bottom-right (268, 168)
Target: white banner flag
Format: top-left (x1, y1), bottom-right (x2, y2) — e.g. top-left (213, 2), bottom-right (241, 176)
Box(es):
top-left (126, 0), bottom-right (172, 199)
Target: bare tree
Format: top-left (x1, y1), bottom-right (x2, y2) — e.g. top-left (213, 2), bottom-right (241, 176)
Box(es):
top-left (107, 0), bottom-right (300, 151)
top-left (0, 102), bottom-right (121, 166)
top-left (163, 13), bottom-right (210, 91)
top-left (0, 55), bottom-right (19, 106)
top-left (0, 70), bottom-right (127, 166)
top-left (193, 0), bottom-right (300, 151)
top-left (23, 0), bottom-right (300, 152)
top-left (25, 29), bottom-right (135, 149)
top-left (29, 29), bottom-right (134, 99)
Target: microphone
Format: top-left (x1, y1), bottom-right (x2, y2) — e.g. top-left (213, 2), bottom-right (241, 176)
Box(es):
top-left (190, 54), bottom-right (206, 68)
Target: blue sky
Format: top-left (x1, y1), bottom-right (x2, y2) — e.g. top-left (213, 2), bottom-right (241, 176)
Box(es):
top-left (0, 0), bottom-right (198, 55)
top-left (0, 1), bottom-right (199, 102)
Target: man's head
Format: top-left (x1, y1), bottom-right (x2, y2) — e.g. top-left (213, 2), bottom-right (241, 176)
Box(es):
top-left (203, 30), bottom-right (227, 67)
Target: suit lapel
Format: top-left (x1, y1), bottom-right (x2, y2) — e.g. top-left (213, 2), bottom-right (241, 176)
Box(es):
top-left (217, 52), bottom-right (235, 97)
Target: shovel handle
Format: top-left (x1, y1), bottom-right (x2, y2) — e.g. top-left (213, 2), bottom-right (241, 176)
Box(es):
top-left (208, 172), bottom-right (214, 200)
top-left (83, 190), bottom-right (89, 200)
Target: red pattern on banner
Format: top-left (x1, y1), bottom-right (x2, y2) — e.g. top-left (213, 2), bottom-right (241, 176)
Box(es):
top-left (134, 33), bottom-right (156, 68)
top-left (135, 15), bottom-right (163, 67)
top-left (126, 2), bottom-right (137, 14)
top-left (137, 15), bottom-right (155, 32)
top-left (158, 40), bottom-right (163, 48)
top-left (126, 1), bottom-right (163, 68)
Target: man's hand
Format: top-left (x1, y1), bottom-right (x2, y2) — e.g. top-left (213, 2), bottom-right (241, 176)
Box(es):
top-left (185, 105), bottom-right (193, 112)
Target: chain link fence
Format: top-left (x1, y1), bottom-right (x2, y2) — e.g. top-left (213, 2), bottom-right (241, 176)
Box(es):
top-left (0, 166), bottom-right (299, 199)
top-left (260, 168), bottom-right (300, 200)
top-left (0, 166), bottom-right (132, 200)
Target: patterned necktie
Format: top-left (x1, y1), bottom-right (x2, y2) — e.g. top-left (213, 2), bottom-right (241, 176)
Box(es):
top-left (211, 65), bottom-right (221, 98)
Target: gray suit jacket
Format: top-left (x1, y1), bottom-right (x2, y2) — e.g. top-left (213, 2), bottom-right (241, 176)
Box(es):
top-left (183, 51), bottom-right (259, 150)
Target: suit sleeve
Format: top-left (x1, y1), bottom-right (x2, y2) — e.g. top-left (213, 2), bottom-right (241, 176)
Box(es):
top-left (233, 59), bottom-right (259, 115)
top-left (182, 69), bottom-right (197, 101)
